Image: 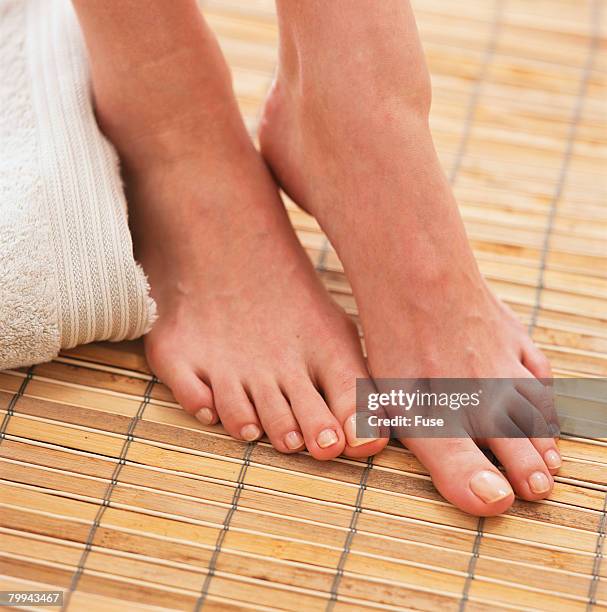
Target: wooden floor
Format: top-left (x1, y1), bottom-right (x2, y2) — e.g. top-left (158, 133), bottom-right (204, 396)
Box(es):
top-left (1, 0), bottom-right (606, 610)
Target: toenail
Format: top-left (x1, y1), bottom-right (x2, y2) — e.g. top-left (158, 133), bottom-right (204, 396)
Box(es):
top-left (469, 470), bottom-right (513, 504)
top-left (285, 431), bottom-right (304, 450)
top-left (317, 428), bottom-right (339, 448)
top-left (241, 424), bottom-right (261, 441)
top-left (544, 449), bottom-right (561, 470)
top-left (195, 408), bottom-right (214, 425)
top-left (529, 471), bottom-right (551, 494)
top-left (344, 414), bottom-right (378, 447)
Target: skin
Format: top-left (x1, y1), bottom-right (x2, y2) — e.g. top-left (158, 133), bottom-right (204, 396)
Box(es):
top-left (72, 0), bottom-right (561, 516)
top-left (72, 0), bottom-right (387, 462)
top-left (260, 0), bottom-right (561, 515)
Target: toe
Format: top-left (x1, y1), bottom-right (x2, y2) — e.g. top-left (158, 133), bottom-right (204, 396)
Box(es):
top-left (514, 375), bottom-right (559, 439)
top-left (403, 437), bottom-right (514, 516)
top-left (317, 364), bottom-right (388, 458)
top-left (488, 437), bottom-right (554, 500)
top-left (512, 375), bottom-right (560, 473)
top-left (213, 378), bottom-right (263, 442)
top-left (248, 380), bottom-right (305, 453)
top-left (529, 437), bottom-right (562, 475)
top-left (521, 340), bottom-right (553, 380)
top-left (155, 364), bottom-right (216, 423)
top-left (285, 379), bottom-right (345, 460)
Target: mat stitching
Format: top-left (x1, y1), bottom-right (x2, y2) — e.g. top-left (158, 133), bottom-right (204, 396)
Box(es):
top-left (0, 366), bottom-right (35, 446)
top-left (528, 0), bottom-right (601, 335)
top-left (326, 456), bottom-right (374, 611)
top-left (448, 0), bottom-right (505, 186)
top-left (194, 441), bottom-right (256, 611)
top-left (61, 375), bottom-right (157, 611)
top-left (587, 492), bottom-right (607, 610)
top-left (526, 2), bottom-right (601, 600)
top-left (454, 1), bottom-right (505, 607)
top-left (460, 514), bottom-right (486, 612)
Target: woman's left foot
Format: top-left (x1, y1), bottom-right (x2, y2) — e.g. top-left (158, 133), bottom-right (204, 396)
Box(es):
top-left (259, 6), bottom-right (559, 514)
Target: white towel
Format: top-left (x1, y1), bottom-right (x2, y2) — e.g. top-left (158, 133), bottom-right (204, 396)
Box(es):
top-left (0, 0), bottom-right (156, 370)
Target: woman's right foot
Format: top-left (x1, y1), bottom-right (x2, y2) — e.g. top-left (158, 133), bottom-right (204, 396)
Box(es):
top-left (79, 1), bottom-right (387, 460)
top-left (260, 0), bottom-right (560, 515)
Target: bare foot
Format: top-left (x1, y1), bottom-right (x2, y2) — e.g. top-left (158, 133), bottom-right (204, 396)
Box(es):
top-left (80, 3), bottom-right (386, 460)
top-left (260, 1), bottom-right (560, 514)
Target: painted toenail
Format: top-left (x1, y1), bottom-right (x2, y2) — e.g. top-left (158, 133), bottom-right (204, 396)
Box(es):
top-left (195, 408), bottom-right (214, 425)
top-left (344, 414), bottom-right (378, 447)
top-left (317, 428), bottom-right (338, 448)
top-left (469, 470), bottom-right (513, 504)
top-left (241, 424), bottom-right (261, 441)
top-left (529, 471), bottom-right (551, 494)
top-left (544, 449), bottom-right (561, 470)
top-left (285, 431), bottom-right (304, 450)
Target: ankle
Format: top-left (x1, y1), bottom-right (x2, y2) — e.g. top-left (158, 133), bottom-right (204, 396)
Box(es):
top-left (91, 39), bottom-right (239, 169)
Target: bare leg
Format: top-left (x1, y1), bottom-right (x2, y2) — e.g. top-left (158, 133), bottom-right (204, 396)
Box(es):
top-left (260, 0), bottom-right (561, 514)
top-left (72, 0), bottom-right (387, 459)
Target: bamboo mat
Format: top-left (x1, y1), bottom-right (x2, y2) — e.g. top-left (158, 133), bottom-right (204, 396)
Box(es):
top-left (1, 0), bottom-right (606, 610)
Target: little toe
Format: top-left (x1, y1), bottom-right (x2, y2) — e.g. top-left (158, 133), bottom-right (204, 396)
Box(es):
top-left (529, 437), bottom-right (562, 475)
top-left (488, 437), bottom-right (554, 501)
top-left (248, 381), bottom-right (305, 453)
top-left (404, 437), bottom-right (514, 516)
top-left (286, 379), bottom-right (345, 460)
top-left (213, 378), bottom-right (263, 442)
top-left (514, 375), bottom-right (558, 435)
top-left (156, 364), bottom-right (216, 424)
top-left (521, 341), bottom-right (553, 380)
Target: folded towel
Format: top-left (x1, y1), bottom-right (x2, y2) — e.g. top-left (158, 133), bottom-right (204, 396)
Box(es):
top-left (0, 0), bottom-right (156, 370)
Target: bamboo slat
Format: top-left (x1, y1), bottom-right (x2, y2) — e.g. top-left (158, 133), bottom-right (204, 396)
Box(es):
top-left (1, 0), bottom-right (605, 610)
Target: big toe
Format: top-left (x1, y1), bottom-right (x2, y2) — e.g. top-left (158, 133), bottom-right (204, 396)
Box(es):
top-left (404, 437), bottom-right (514, 516)
top-left (321, 375), bottom-right (388, 458)
top-left (314, 348), bottom-right (388, 458)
